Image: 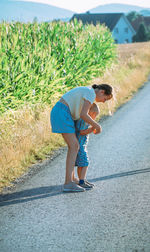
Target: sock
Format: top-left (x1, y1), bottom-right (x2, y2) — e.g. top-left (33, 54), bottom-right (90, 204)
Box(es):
top-left (79, 179), bottom-right (84, 184)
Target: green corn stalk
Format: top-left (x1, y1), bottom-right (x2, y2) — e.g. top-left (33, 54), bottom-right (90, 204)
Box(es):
top-left (0, 20), bottom-right (116, 114)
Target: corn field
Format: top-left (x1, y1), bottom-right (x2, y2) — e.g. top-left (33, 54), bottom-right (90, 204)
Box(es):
top-left (0, 20), bottom-right (116, 114)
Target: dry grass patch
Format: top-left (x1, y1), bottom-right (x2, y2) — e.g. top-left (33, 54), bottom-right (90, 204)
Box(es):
top-left (0, 106), bottom-right (65, 189)
top-left (92, 42), bottom-right (150, 116)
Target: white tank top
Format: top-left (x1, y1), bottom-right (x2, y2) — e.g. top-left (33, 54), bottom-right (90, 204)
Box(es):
top-left (62, 86), bottom-right (96, 120)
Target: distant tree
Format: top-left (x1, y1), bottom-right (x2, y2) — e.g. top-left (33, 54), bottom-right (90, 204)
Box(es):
top-left (127, 11), bottom-right (142, 22)
top-left (133, 23), bottom-right (149, 42)
top-left (33, 17), bottom-right (38, 23)
top-left (147, 29), bottom-right (150, 41)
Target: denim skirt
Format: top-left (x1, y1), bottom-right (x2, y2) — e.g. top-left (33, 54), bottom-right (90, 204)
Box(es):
top-left (50, 101), bottom-right (75, 134)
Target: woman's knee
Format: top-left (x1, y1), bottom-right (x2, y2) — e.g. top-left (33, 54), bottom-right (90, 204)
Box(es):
top-left (69, 141), bottom-right (79, 153)
top-left (62, 133), bottom-right (79, 152)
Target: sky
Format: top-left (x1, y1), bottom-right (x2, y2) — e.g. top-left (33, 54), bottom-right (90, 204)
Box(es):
top-left (19, 0), bottom-right (150, 12)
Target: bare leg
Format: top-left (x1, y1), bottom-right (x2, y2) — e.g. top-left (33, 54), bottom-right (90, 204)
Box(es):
top-left (77, 167), bottom-right (81, 179)
top-left (72, 169), bottom-right (79, 184)
top-left (62, 133), bottom-right (79, 184)
top-left (77, 166), bottom-right (88, 180)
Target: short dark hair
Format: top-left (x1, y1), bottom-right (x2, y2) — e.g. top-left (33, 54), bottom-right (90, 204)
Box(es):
top-left (89, 103), bottom-right (100, 114)
top-left (92, 84), bottom-right (113, 95)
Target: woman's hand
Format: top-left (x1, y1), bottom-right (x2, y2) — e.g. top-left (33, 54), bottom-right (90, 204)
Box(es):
top-left (93, 124), bottom-right (102, 134)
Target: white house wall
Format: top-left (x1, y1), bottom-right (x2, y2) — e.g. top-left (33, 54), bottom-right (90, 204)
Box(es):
top-left (112, 16), bottom-right (134, 44)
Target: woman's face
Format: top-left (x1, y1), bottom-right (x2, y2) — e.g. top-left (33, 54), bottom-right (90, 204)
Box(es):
top-left (95, 90), bottom-right (112, 103)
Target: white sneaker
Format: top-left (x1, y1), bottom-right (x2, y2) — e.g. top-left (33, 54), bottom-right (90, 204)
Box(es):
top-left (63, 182), bottom-right (85, 192)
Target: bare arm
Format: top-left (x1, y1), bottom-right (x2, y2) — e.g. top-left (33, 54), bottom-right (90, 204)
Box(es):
top-left (80, 126), bottom-right (94, 135)
top-left (80, 100), bottom-right (102, 134)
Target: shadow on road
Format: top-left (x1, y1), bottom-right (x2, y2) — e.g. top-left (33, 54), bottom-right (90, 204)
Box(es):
top-left (0, 167), bottom-right (150, 207)
top-left (90, 167), bottom-right (150, 183)
top-left (0, 185), bottom-right (63, 207)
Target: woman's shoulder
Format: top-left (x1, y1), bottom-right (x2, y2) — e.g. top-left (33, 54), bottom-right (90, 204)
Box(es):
top-left (77, 86), bottom-right (95, 95)
top-left (72, 86), bottom-right (93, 90)
top-left (85, 86), bottom-right (95, 92)
top-left (63, 86), bottom-right (95, 99)
top-left (82, 86), bottom-right (96, 101)
top-left (80, 86), bottom-right (93, 90)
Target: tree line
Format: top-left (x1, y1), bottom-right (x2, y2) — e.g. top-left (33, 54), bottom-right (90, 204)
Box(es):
top-left (127, 11), bottom-right (150, 42)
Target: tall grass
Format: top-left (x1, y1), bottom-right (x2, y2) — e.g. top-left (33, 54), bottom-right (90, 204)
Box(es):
top-left (0, 20), bottom-right (116, 114)
top-left (92, 42), bottom-right (150, 117)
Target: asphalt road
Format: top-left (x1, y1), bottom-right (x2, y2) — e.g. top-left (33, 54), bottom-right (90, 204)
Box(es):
top-left (0, 81), bottom-right (150, 252)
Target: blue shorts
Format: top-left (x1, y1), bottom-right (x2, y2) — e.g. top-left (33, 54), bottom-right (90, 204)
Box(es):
top-left (50, 102), bottom-right (75, 134)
